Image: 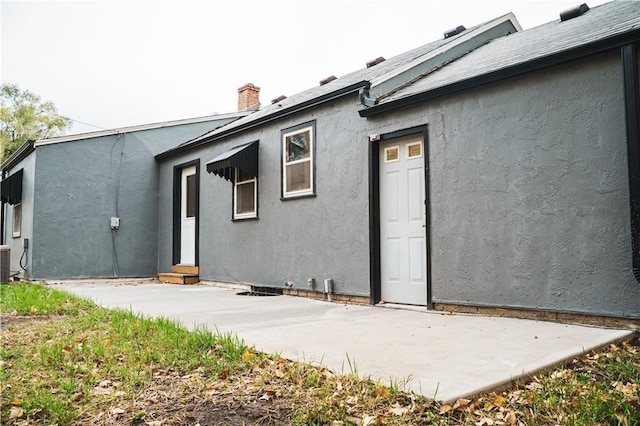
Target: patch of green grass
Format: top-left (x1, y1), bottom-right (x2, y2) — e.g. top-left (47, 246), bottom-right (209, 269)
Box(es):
top-left (388, 375), bottom-right (413, 396)
top-left (1, 284), bottom-right (639, 426)
top-left (525, 344), bottom-right (640, 425)
top-left (461, 341), bottom-right (640, 426)
top-left (1, 284), bottom-right (260, 425)
top-left (0, 282), bottom-right (94, 315)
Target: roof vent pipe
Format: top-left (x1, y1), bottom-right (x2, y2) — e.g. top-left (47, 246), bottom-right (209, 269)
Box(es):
top-left (271, 95), bottom-right (287, 104)
top-left (319, 75), bottom-right (337, 86)
top-left (443, 25), bottom-right (466, 39)
top-left (560, 3), bottom-right (589, 22)
top-left (366, 56), bottom-right (386, 68)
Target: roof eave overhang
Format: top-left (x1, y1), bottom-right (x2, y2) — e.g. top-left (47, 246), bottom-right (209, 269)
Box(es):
top-left (1, 140), bottom-right (35, 173)
top-left (359, 27), bottom-right (640, 118)
top-left (33, 112), bottom-right (250, 147)
top-left (156, 81), bottom-right (371, 161)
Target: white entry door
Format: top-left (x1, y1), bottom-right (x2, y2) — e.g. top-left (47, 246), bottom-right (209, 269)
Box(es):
top-left (180, 166), bottom-right (196, 265)
top-left (379, 136), bottom-right (427, 305)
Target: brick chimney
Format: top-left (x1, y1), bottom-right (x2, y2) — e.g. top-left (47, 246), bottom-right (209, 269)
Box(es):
top-left (237, 83), bottom-right (260, 111)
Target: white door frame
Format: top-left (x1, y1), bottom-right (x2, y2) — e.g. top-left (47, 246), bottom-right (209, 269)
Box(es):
top-left (173, 161), bottom-right (199, 266)
top-left (180, 166), bottom-right (196, 265)
top-left (371, 127), bottom-right (432, 308)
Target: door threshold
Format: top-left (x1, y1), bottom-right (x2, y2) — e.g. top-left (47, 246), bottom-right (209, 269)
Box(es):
top-left (378, 302), bottom-right (430, 312)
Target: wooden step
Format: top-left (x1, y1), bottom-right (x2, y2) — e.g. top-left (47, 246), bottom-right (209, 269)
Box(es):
top-left (172, 264), bottom-right (199, 275)
top-left (158, 272), bottom-right (199, 285)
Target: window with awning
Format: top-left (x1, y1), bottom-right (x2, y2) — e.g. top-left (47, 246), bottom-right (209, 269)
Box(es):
top-left (206, 141), bottom-right (258, 181)
top-left (1, 169), bottom-right (23, 205)
top-left (206, 141), bottom-right (258, 220)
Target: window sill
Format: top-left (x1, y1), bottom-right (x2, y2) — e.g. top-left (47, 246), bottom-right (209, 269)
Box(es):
top-left (281, 193), bottom-right (316, 201)
top-left (232, 216), bottom-right (259, 222)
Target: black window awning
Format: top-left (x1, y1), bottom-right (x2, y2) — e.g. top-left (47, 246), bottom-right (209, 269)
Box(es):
top-left (1, 169), bottom-right (23, 205)
top-left (206, 141), bottom-right (258, 181)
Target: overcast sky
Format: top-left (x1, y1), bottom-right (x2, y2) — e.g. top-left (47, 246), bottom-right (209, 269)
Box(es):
top-left (2, 0), bottom-right (610, 135)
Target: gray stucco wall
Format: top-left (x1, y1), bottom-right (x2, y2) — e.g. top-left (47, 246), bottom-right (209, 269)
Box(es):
top-left (367, 50), bottom-right (640, 318)
top-left (157, 96), bottom-right (372, 296)
top-left (3, 151), bottom-right (35, 279)
top-left (31, 120), bottom-right (228, 279)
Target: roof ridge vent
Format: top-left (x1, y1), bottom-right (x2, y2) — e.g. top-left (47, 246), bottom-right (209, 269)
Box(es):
top-left (319, 75), bottom-right (337, 86)
top-left (271, 95), bottom-right (287, 104)
top-left (366, 56), bottom-right (386, 68)
top-left (443, 25), bottom-right (466, 39)
top-left (560, 3), bottom-right (589, 22)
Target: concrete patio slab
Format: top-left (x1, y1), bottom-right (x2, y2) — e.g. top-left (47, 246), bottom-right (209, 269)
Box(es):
top-left (49, 279), bottom-right (634, 402)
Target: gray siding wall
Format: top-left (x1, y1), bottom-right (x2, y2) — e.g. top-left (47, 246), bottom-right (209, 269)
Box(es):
top-left (158, 96), bottom-right (372, 296)
top-left (31, 121), bottom-right (224, 279)
top-left (367, 50), bottom-right (640, 318)
top-left (4, 152), bottom-right (35, 279)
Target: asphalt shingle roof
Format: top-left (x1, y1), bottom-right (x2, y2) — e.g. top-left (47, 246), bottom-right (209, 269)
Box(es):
top-left (379, 1), bottom-right (640, 104)
top-left (162, 22), bottom-right (486, 154)
top-left (177, 36), bottom-right (451, 146)
top-left (162, 2), bottom-right (638, 155)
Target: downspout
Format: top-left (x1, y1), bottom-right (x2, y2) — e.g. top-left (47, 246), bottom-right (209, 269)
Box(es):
top-left (359, 84), bottom-right (376, 108)
top-left (622, 43), bottom-right (640, 283)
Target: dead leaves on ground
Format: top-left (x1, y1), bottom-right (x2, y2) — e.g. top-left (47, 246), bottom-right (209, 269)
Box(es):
top-left (436, 340), bottom-right (640, 426)
top-left (438, 394), bottom-right (526, 426)
top-left (3, 313), bottom-right (639, 425)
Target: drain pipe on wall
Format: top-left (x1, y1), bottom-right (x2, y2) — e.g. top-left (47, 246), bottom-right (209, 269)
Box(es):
top-left (622, 43), bottom-right (640, 284)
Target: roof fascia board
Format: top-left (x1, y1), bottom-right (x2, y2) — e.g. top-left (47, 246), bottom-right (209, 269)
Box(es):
top-left (155, 81), bottom-right (370, 161)
top-left (34, 112), bottom-right (249, 147)
top-left (1, 140), bottom-right (35, 172)
top-left (369, 13), bottom-right (521, 100)
top-left (360, 28), bottom-right (640, 118)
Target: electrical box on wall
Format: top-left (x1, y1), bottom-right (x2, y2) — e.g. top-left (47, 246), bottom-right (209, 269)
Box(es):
top-left (110, 217), bottom-right (120, 229)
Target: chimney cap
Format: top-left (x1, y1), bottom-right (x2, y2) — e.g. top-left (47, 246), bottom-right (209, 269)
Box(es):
top-left (366, 56), bottom-right (386, 68)
top-left (238, 82), bottom-right (260, 92)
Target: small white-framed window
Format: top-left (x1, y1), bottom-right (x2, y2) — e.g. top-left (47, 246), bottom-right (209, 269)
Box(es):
top-left (282, 122), bottom-right (315, 198)
top-left (12, 203), bottom-right (21, 238)
top-left (384, 146), bottom-right (400, 163)
top-left (234, 168), bottom-right (257, 219)
top-left (407, 141), bottom-right (423, 159)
